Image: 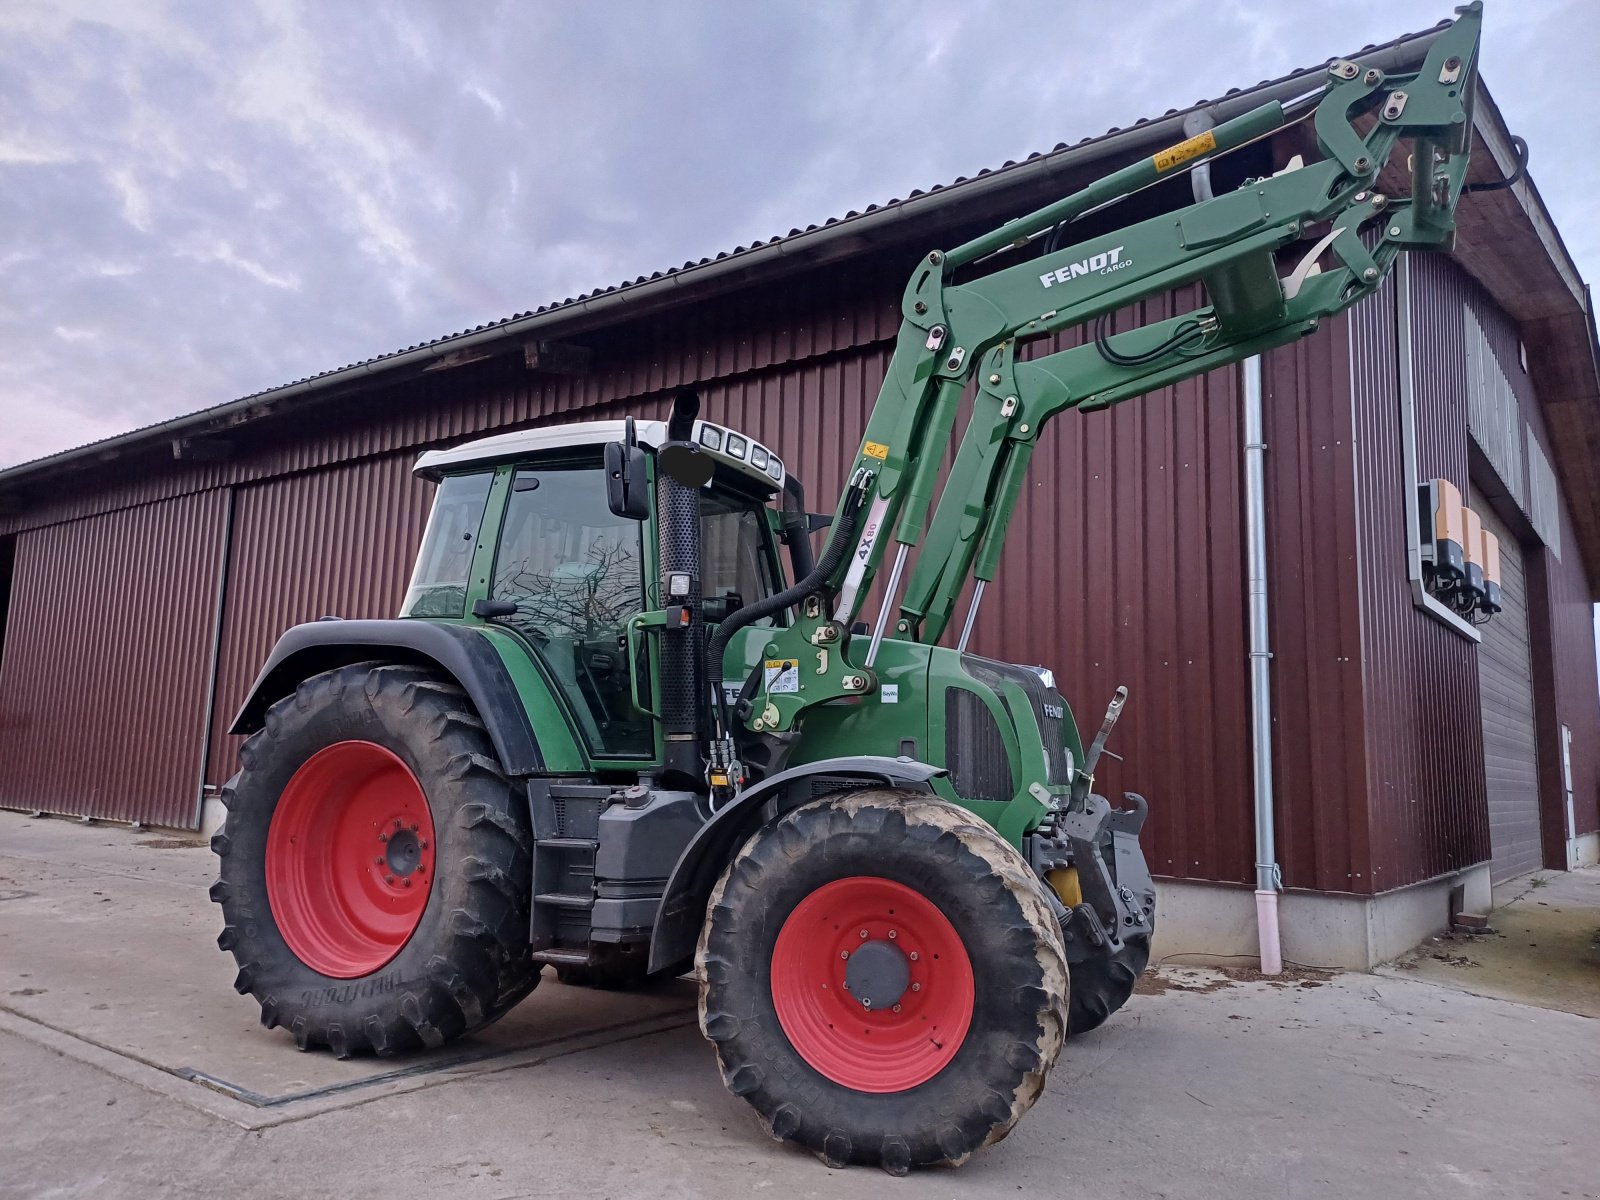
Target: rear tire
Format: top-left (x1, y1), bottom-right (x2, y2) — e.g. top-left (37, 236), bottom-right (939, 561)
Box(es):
top-left (697, 789), bottom-right (1068, 1173)
top-left (210, 663), bottom-right (537, 1057)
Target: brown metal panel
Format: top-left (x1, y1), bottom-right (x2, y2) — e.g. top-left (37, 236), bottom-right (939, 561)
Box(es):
top-left (203, 455), bottom-right (434, 786)
top-left (1259, 311), bottom-right (1373, 894)
top-left (1349, 264), bottom-right (1491, 892)
top-left (0, 491), bottom-right (227, 826)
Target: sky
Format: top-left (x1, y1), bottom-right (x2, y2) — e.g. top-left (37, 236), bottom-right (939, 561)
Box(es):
top-left (0, 0), bottom-right (1595, 469)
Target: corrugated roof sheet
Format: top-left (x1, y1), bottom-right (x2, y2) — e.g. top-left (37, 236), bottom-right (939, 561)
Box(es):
top-left (1, 21), bottom-right (1449, 482)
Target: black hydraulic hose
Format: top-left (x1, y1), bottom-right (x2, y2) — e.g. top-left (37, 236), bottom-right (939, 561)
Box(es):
top-left (708, 485), bottom-right (867, 735)
top-left (1094, 312), bottom-right (1208, 367)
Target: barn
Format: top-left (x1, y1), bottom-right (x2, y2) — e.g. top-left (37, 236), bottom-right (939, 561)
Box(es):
top-left (1, 23), bottom-right (1595, 967)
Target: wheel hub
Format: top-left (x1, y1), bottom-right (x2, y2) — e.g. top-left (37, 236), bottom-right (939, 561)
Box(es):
top-left (843, 939), bottom-right (909, 1010)
top-left (265, 741), bottom-right (436, 978)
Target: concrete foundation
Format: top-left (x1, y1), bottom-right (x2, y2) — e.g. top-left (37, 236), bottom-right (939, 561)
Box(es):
top-left (1152, 863), bottom-right (1494, 969)
top-left (1566, 830), bottom-right (1598, 870)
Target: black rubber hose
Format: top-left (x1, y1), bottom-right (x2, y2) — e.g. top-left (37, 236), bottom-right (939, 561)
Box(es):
top-left (709, 486), bottom-right (867, 734)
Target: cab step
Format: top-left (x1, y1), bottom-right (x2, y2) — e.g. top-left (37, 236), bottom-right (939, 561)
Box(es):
top-left (532, 947), bottom-right (591, 966)
top-left (535, 891), bottom-right (596, 910)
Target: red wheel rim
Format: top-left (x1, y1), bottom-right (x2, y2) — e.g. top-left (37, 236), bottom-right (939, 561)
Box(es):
top-left (265, 741), bottom-right (436, 978)
top-left (770, 876), bottom-right (974, 1092)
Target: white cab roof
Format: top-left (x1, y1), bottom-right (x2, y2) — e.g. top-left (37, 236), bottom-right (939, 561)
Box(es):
top-left (414, 419), bottom-right (786, 492)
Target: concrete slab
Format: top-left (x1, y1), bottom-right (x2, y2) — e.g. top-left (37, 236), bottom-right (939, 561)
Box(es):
top-left (3, 811), bottom-right (1597, 1198)
top-left (3, 961), bottom-right (1596, 1198)
top-left (1381, 865), bottom-right (1600, 1019)
top-left (0, 812), bottom-right (694, 1109)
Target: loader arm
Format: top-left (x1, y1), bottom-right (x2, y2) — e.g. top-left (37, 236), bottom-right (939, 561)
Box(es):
top-left (743, 3), bottom-right (1487, 730)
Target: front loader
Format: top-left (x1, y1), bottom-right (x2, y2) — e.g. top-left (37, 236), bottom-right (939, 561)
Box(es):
top-left (211, 6), bottom-right (1494, 1172)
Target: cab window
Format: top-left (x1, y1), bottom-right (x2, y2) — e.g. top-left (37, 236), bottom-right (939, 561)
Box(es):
top-left (701, 491), bottom-right (781, 626)
top-left (401, 471), bottom-right (492, 619)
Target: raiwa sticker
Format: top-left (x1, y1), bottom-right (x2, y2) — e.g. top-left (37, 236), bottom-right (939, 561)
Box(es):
top-left (764, 659), bottom-right (800, 694)
top-left (1153, 129), bottom-right (1216, 173)
top-left (863, 440), bottom-right (890, 461)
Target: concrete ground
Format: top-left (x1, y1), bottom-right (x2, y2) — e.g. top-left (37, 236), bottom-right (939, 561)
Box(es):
top-left (1, 811), bottom-right (1595, 1200)
top-left (1384, 867), bottom-right (1600, 1019)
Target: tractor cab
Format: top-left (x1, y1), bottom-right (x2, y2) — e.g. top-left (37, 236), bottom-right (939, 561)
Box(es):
top-left (401, 419), bottom-right (798, 763)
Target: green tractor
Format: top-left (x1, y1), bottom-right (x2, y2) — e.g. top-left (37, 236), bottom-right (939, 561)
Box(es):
top-left (212, 8), bottom-right (1486, 1172)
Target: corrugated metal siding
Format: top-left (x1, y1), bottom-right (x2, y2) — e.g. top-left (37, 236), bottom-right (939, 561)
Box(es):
top-left (1351, 264), bottom-right (1491, 892)
top-left (1472, 489), bottom-right (1542, 882)
top-left (1532, 502), bottom-right (1600, 840)
top-left (203, 455), bottom-right (434, 785)
top-left (0, 492), bottom-right (227, 825)
top-left (1261, 313), bottom-right (1373, 893)
top-left (1428, 256), bottom-right (1600, 860)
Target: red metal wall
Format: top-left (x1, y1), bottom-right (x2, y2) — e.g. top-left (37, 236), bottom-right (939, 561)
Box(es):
top-left (0, 492), bottom-right (227, 826)
top-left (1259, 313), bottom-right (1375, 893)
top-left (1352, 268), bottom-right (1491, 891)
top-left (203, 455), bottom-right (434, 785)
top-left (1407, 255), bottom-right (1600, 862)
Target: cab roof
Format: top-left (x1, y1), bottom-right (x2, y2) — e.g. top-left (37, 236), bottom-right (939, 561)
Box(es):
top-left (414, 418), bottom-right (786, 493)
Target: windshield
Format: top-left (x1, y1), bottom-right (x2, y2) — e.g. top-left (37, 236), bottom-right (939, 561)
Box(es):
top-left (401, 472), bottom-right (492, 619)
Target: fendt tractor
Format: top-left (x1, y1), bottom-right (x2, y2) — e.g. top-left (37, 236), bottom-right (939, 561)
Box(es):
top-left (212, 7), bottom-right (1494, 1171)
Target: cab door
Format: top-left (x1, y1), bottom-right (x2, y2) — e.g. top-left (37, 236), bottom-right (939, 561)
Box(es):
top-left (488, 461), bottom-right (656, 760)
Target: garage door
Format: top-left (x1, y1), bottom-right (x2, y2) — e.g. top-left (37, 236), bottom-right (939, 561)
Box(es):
top-left (0, 491), bottom-right (229, 827)
top-left (1472, 489), bottom-right (1542, 883)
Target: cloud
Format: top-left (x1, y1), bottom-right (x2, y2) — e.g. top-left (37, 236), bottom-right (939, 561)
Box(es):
top-left (0, 0), bottom-right (1593, 468)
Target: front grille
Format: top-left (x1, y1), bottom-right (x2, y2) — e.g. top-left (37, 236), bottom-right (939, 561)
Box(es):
top-left (960, 656), bottom-right (1073, 786)
top-left (945, 686), bottom-right (1014, 803)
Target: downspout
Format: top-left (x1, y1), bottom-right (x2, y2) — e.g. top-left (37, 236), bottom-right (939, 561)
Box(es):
top-left (1185, 108), bottom-right (1282, 974)
top-left (1244, 355), bottom-right (1283, 975)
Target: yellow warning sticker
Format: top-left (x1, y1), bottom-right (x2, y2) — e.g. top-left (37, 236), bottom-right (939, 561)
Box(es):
top-left (1152, 130), bottom-right (1217, 173)
top-left (863, 440), bottom-right (890, 461)
top-left (764, 659), bottom-right (800, 694)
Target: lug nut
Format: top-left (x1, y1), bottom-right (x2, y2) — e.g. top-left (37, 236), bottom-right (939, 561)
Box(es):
top-left (912, 983), bottom-right (921, 992)
top-left (403, 879), bottom-right (412, 888)
top-left (419, 841), bottom-right (428, 851)
top-left (840, 951), bottom-right (849, 959)
top-left (384, 875), bottom-right (395, 884)
top-left (378, 832), bottom-right (388, 843)
top-left (887, 929), bottom-right (897, 939)
top-left (859, 929), bottom-right (869, 939)
top-left (394, 819), bottom-right (403, 829)
top-left (375, 857), bottom-right (384, 865)
top-left (892, 1004), bottom-right (901, 1013)
top-left (409, 824), bottom-right (419, 833)
top-left (909, 952), bottom-right (919, 961)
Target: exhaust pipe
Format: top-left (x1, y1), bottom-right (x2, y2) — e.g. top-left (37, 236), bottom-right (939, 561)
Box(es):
top-left (656, 391), bottom-right (707, 787)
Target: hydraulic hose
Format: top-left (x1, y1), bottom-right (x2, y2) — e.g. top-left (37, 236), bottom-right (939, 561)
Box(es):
top-left (708, 484), bottom-right (867, 734)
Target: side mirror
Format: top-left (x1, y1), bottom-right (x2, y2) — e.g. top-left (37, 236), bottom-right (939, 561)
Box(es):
top-left (605, 440), bottom-right (650, 520)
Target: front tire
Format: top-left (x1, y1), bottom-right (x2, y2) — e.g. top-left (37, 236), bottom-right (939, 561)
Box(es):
top-left (697, 790), bottom-right (1068, 1173)
top-left (210, 663), bottom-right (537, 1057)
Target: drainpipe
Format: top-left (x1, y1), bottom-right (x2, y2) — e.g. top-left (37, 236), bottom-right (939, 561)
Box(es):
top-left (1186, 106), bottom-right (1282, 973)
top-left (1244, 356), bottom-right (1283, 975)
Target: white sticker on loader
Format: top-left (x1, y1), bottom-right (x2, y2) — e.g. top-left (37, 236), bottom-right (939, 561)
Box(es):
top-left (764, 659), bottom-right (800, 694)
top-left (880, 684), bottom-right (899, 703)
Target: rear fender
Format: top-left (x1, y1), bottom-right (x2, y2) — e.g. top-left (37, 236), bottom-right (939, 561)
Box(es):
top-left (647, 756), bottom-right (945, 972)
top-left (230, 619), bottom-right (545, 776)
